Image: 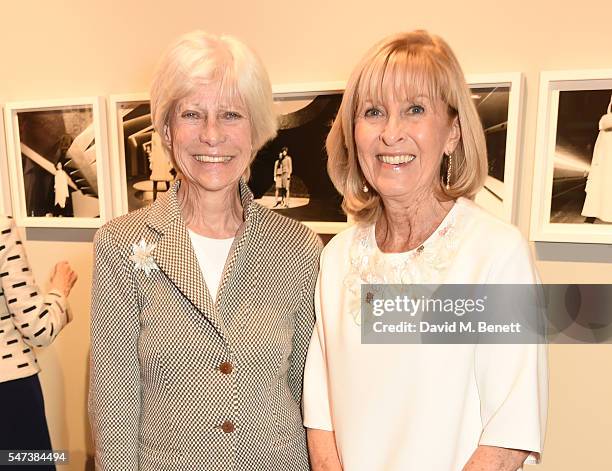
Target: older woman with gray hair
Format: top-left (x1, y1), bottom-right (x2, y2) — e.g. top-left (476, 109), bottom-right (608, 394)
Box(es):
top-left (89, 31), bottom-right (321, 470)
top-left (303, 30), bottom-right (547, 471)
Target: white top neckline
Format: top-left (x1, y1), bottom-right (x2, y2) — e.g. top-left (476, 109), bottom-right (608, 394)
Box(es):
top-left (371, 198), bottom-right (461, 259)
top-left (187, 230), bottom-right (234, 303)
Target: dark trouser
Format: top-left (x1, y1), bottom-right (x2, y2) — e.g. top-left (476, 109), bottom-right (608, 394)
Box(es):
top-left (0, 374), bottom-right (56, 470)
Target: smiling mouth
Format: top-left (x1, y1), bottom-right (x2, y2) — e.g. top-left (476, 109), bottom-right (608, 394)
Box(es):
top-left (377, 154), bottom-right (416, 165)
top-left (193, 155), bottom-right (233, 163)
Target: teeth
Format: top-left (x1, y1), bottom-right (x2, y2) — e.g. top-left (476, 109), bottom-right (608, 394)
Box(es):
top-left (194, 155), bottom-right (232, 163)
top-left (378, 154), bottom-right (416, 165)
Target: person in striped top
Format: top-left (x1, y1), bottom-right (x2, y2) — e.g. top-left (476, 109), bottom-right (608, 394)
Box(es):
top-left (0, 215), bottom-right (77, 469)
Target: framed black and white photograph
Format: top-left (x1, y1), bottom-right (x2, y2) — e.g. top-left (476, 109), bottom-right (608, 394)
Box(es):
top-left (249, 82), bottom-right (348, 234)
top-left (3, 97), bottom-right (111, 228)
top-left (0, 109), bottom-right (12, 216)
top-left (467, 73), bottom-right (524, 223)
top-left (109, 94), bottom-right (175, 216)
top-left (530, 70), bottom-right (612, 243)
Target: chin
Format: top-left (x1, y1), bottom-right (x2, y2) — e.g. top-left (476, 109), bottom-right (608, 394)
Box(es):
top-left (375, 182), bottom-right (416, 197)
top-left (180, 176), bottom-right (236, 193)
top-left (202, 181), bottom-right (240, 193)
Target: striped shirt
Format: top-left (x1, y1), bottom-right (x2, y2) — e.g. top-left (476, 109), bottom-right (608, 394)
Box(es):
top-left (0, 215), bottom-right (70, 382)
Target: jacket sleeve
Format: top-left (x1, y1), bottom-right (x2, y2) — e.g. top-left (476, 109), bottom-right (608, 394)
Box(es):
top-left (0, 217), bottom-right (69, 348)
top-left (89, 224), bottom-right (141, 470)
top-left (287, 235), bottom-right (322, 407)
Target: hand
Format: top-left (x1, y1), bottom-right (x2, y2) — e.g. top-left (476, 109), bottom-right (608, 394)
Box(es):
top-left (50, 261), bottom-right (78, 297)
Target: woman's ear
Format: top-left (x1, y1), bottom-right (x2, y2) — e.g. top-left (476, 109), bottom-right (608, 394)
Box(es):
top-left (163, 123), bottom-right (172, 148)
top-left (446, 116), bottom-right (461, 154)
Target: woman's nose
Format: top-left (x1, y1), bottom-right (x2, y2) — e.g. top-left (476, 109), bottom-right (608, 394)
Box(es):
top-left (199, 119), bottom-right (226, 145)
top-left (381, 115), bottom-right (405, 146)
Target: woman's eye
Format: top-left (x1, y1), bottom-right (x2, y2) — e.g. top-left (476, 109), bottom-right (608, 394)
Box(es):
top-left (408, 105), bottom-right (425, 114)
top-left (221, 111), bottom-right (243, 120)
top-left (181, 111), bottom-right (199, 119)
top-left (364, 107), bottom-right (384, 118)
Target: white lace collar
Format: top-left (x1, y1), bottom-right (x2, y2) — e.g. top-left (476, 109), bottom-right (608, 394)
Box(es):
top-left (343, 200), bottom-right (464, 324)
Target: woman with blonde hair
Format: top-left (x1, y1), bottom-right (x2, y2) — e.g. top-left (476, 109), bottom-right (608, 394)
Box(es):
top-left (303, 30), bottom-right (547, 471)
top-left (90, 31), bottom-right (321, 470)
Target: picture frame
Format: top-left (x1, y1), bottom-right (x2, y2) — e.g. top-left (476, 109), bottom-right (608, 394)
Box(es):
top-left (0, 109), bottom-right (12, 216)
top-left (530, 70), bottom-right (612, 243)
top-left (3, 97), bottom-right (111, 228)
top-left (250, 81), bottom-right (348, 234)
top-left (466, 73), bottom-right (524, 223)
top-left (108, 94), bottom-right (166, 217)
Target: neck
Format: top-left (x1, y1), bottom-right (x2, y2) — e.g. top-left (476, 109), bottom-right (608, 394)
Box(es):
top-left (178, 180), bottom-right (243, 238)
top-left (375, 190), bottom-right (454, 253)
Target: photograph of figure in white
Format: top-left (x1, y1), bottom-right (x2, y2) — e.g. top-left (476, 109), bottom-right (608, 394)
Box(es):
top-left (581, 93), bottom-right (612, 223)
top-left (53, 162), bottom-right (69, 215)
top-left (549, 88), bottom-right (612, 224)
top-left (17, 109), bottom-right (100, 218)
top-left (274, 146), bottom-right (293, 207)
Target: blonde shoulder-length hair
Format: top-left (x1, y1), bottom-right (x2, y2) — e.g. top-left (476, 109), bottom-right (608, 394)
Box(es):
top-left (150, 30), bottom-right (277, 182)
top-left (327, 30), bottom-right (487, 225)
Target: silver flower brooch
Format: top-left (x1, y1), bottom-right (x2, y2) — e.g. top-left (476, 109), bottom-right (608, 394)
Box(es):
top-left (129, 238), bottom-right (159, 276)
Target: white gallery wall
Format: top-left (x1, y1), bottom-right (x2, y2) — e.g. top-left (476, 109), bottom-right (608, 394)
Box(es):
top-left (1, 0), bottom-right (611, 469)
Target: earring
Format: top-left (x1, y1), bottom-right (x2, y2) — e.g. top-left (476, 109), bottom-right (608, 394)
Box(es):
top-left (445, 153), bottom-right (453, 190)
top-left (362, 182), bottom-right (369, 193)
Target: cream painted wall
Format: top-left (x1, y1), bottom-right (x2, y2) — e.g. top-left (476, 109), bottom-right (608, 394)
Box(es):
top-left (1, 0), bottom-right (611, 469)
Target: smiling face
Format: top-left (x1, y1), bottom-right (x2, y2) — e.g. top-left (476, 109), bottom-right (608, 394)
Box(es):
top-left (354, 91), bottom-right (460, 204)
top-left (166, 82), bottom-right (252, 195)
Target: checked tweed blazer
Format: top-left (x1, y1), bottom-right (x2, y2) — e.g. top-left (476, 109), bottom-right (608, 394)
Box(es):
top-left (89, 180), bottom-right (322, 470)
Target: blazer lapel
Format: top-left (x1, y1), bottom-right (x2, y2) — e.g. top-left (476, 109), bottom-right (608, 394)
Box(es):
top-left (216, 180), bottom-right (261, 331)
top-left (146, 182), bottom-right (227, 339)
